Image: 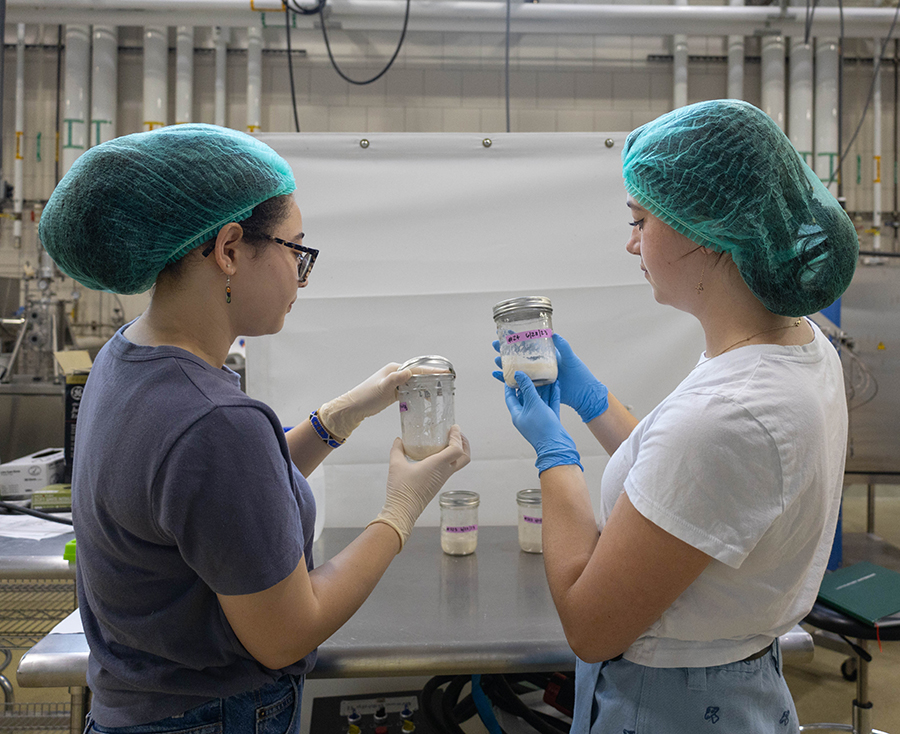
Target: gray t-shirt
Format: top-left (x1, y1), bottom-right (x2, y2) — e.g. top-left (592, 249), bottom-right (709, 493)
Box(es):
top-left (73, 326), bottom-right (317, 726)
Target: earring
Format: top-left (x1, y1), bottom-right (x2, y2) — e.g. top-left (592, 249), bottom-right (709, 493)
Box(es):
top-left (225, 275), bottom-right (232, 304)
top-left (695, 261), bottom-right (705, 293)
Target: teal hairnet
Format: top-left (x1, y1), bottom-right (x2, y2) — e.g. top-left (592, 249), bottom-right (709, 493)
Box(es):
top-left (39, 123), bottom-right (296, 295)
top-left (622, 100), bottom-right (859, 317)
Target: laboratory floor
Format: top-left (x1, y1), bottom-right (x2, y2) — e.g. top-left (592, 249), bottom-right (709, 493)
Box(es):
top-left (4, 484), bottom-right (900, 734)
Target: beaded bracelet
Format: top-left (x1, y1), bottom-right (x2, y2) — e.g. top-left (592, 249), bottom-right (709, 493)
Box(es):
top-left (309, 409), bottom-right (346, 449)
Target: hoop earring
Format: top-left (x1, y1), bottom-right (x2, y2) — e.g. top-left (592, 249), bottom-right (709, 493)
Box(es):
top-left (695, 261), bottom-right (706, 293)
top-left (226, 275), bottom-right (232, 304)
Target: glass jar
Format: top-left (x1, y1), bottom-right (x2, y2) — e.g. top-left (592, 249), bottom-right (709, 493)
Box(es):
top-left (439, 490), bottom-right (479, 555)
top-left (516, 488), bottom-right (543, 553)
top-left (397, 355), bottom-right (455, 461)
top-left (492, 296), bottom-right (558, 388)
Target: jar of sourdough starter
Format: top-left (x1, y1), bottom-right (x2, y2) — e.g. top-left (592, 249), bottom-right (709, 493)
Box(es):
top-left (397, 356), bottom-right (456, 461)
top-left (492, 296), bottom-right (558, 388)
top-left (516, 488), bottom-right (543, 553)
top-left (439, 490), bottom-right (480, 555)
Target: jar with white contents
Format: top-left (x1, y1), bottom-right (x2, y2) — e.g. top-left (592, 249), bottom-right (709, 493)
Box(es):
top-left (516, 488), bottom-right (542, 553)
top-left (439, 490), bottom-right (479, 555)
top-left (397, 356), bottom-right (455, 461)
top-left (492, 296), bottom-right (558, 388)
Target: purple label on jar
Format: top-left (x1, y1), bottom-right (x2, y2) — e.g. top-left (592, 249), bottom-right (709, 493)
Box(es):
top-left (444, 525), bottom-right (478, 533)
top-left (399, 402), bottom-right (409, 412)
top-left (505, 328), bottom-right (553, 345)
top-left (523, 516), bottom-right (542, 525)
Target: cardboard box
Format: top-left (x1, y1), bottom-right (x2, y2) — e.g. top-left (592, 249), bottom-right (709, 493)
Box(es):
top-left (0, 448), bottom-right (66, 500)
top-left (31, 482), bottom-right (72, 510)
top-left (55, 350), bottom-right (92, 484)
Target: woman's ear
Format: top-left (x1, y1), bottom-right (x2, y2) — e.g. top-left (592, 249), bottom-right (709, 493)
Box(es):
top-left (211, 223), bottom-right (244, 275)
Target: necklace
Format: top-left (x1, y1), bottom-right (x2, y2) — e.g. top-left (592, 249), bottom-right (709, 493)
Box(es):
top-left (710, 318), bottom-right (803, 358)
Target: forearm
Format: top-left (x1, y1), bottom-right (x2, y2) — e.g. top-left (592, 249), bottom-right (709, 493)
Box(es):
top-left (285, 419), bottom-right (334, 477)
top-left (585, 393), bottom-right (638, 456)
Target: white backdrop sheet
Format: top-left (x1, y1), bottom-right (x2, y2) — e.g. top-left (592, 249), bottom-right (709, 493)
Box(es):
top-left (246, 133), bottom-right (705, 529)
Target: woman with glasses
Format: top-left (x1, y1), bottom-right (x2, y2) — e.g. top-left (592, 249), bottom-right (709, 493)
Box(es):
top-left (495, 100), bottom-right (858, 733)
top-left (39, 123), bottom-right (470, 733)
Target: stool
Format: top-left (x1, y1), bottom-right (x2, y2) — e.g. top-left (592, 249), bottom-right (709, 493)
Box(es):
top-left (800, 601), bottom-right (900, 734)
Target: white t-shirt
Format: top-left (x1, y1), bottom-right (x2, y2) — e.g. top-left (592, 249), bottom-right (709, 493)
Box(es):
top-left (599, 320), bottom-right (847, 667)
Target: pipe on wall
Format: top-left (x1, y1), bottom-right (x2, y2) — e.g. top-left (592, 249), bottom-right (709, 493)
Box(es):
top-left (672, 0), bottom-right (688, 108)
top-left (873, 37), bottom-right (883, 252)
top-left (727, 0), bottom-right (744, 100)
top-left (175, 25), bottom-right (193, 124)
top-left (761, 34), bottom-right (786, 130)
top-left (815, 36), bottom-right (840, 195)
top-left (214, 26), bottom-right (228, 128)
top-left (143, 25), bottom-right (168, 131)
top-left (247, 24), bottom-right (262, 133)
top-left (61, 24), bottom-right (90, 178)
top-left (788, 36), bottom-right (814, 167)
top-left (14, 23), bottom-right (25, 249)
top-left (91, 25), bottom-right (117, 146)
top-left (7, 1), bottom-right (900, 39)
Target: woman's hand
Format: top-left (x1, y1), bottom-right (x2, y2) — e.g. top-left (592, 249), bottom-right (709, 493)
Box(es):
top-left (317, 363), bottom-right (413, 440)
top-left (503, 372), bottom-right (582, 475)
top-left (370, 426), bottom-right (471, 550)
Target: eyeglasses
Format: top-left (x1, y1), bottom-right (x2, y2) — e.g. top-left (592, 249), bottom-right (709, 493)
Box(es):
top-left (202, 233), bottom-right (319, 284)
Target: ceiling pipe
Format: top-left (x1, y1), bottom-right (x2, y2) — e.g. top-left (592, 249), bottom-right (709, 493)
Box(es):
top-left (727, 0), bottom-right (745, 100)
top-left (175, 26), bottom-right (193, 124)
top-left (7, 1), bottom-right (900, 39)
top-left (672, 0), bottom-right (688, 109)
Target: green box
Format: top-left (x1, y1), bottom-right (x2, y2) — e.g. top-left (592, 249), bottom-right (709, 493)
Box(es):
top-left (31, 482), bottom-right (72, 511)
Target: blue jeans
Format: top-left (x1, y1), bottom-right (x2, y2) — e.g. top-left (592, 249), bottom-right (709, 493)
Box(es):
top-left (85, 676), bottom-right (303, 734)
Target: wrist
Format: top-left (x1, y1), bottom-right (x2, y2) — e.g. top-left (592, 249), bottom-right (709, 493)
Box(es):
top-left (577, 383), bottom-right (609, 423)
top-left (317, 399), bottom-right (360, 441)
top-left (536, 449), bottom-right (583, 475)
top-left (309, 409), bottom-right (347, 448)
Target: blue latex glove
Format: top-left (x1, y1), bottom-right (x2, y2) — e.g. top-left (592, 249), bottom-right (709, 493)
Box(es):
top-left (552, 333), bottom-right (609, 423)
top-left (503, 371), bottom-right (583, 475)
top-left (492, 335), bottom-right (609, 423)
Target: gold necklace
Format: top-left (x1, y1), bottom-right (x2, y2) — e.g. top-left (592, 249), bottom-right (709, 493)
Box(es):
top-left (711, 318), bottom-right (803, 358)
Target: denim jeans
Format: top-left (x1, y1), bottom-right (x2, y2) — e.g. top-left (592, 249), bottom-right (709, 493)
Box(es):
top-left (85, 675), bottom-right (303, 734)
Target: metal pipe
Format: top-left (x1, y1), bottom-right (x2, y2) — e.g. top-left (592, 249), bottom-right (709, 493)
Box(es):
top-left (762, 34), bottom-right (786, 130)
top-left (61, 24), bottom-right (90, 178)
top-left (788, 34), bottom-right (814, 168)
top-left (14, 23), bottom-right (25, 250)
top-left (247, 24), bottom-right (262, 132)
top-left (873, 36), bottom-right (883, 253)
top-left (815, 36), bottom-right (840, 195)
top-left (727, 0), bottom-right (745, 100)
top-left (91, 25), bottom-right (117, 145)
top-left (214, 26), bottom-right (228, 127)
top-left (673, 0), bottom-right (688, 109)
top-left (7, 1), bottom-right (900, 39)
top-left (143, 25), bottom-right (168, 131)
top-left (175, 25), bottom-right (193, 124)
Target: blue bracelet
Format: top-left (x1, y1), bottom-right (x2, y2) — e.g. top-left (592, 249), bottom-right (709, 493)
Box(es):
top-left (309, 410), bottom-right (345, 449)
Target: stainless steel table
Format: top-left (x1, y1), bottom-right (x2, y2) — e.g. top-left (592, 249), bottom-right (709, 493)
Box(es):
top-left (16, 527), bottom-right (814, 724)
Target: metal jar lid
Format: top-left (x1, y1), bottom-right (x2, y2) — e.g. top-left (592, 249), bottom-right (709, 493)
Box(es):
top-left (516, 488), bottom-right (542, 506)
top-left (492, 296), bottom-right (553, 321)
top-left (439, 490), bottom-right (480, 508)
top-left (398, 355), bottom-right (456, 378)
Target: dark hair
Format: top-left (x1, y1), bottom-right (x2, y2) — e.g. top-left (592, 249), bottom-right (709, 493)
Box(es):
top-left (159, 194), bottom-right (295, 281)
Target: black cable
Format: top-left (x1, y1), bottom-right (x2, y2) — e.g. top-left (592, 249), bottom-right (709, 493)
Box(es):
top-left (421, 676), bottom-right (457, 734)
top-left (803, 0), bottom-right (818, 46)
top-left (283, 2), bottom-right (302, 132)
top-left (440, 676), bottom-right (470, 734)
top-left (482, 675), bottom-right (569, 734)
top-left (284, 0), bottom-right (411, 85)
top-left (828, 0), bottom-right (900, 189)
top-left (0, 500), bottom-right (73, 525)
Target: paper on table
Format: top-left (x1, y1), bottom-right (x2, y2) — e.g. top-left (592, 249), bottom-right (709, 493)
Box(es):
top-left (0, 513), bottom-right (73, 540)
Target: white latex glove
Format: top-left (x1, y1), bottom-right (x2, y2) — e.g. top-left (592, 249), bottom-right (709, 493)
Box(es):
top-left (317, 363), bottom-right (412, 441)
top-left (369, 425), bottom-right (471, 551)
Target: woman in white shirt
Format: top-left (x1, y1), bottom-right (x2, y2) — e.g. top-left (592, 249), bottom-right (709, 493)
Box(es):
top-left (496, 99), bottom-right (858, 733)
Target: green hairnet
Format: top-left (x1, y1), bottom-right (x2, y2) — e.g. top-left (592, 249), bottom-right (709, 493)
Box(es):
top-left (39, 123), bottom-right (296, 295)
top-left (622, 100), bottom-right (858, 317)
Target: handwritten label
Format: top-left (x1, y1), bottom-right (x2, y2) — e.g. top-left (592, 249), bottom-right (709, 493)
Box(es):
top-left (505, 328), bottom-right (553, 345)
top-left (444, 525), bottom-right (478, 533)
top-left (523, 515), bottom-right (542, 525)
top-left (399, 402), bottom-right (409, 412)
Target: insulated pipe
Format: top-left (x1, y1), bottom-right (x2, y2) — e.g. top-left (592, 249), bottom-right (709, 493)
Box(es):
top-left (7, 1), bottom-right (900, 39)
top-left (143, 25), bottom-right (168, 131)
top-left (214, 26), bottom-right (228, 128)
top-left (727, 0), bottom-right (744, 100)
top-left (815, 36), bottom-right (840, 196)
top-left (14, 23), bottom-right (25, 249)
top-left (91, 25), bottom-right (117, 146)
top-left (761, 34), bottom-right (786, 130)
top-left (672, 0), bottom-right (688, 109)
top-left (175, 26), bottom-right (193, 124)
top-left (247, 24), bottom-right (262, 132)
top-left (873, 37), bottom-right (883, 252)
top-left (61, 24), bottom-right (90, 178)
top-left (788, 36), bottom-right (813, 168)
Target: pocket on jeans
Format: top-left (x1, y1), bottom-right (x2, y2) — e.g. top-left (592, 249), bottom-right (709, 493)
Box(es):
top-left (255, 687), bottom-right (296, 734)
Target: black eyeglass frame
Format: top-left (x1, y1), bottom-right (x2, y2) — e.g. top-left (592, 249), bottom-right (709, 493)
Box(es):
top-left (201, 233), bottom-right (319, 284)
